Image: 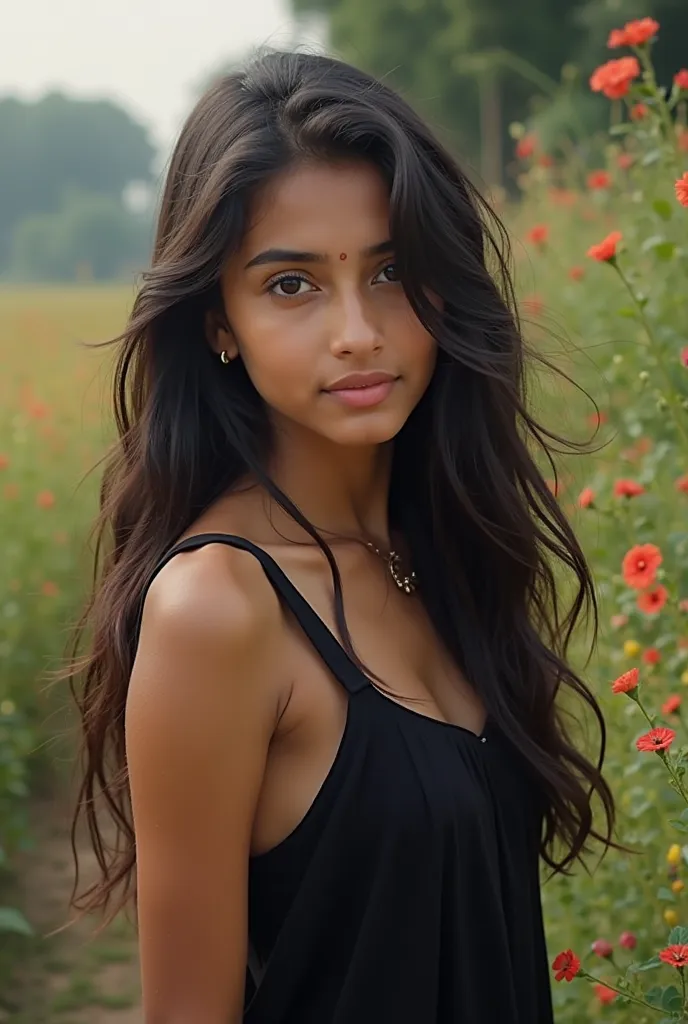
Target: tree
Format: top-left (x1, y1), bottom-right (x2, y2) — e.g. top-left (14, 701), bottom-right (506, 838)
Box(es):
top-left (0, 92), bottom-right (156, 272)
top-left (288, 0), bottom-right (687, 181)
top-left (9, 189), bottom-right (154, 283)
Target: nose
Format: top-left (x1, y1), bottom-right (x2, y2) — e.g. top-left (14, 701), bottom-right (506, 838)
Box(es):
top-left (329, 291), bottom-right (383, 358)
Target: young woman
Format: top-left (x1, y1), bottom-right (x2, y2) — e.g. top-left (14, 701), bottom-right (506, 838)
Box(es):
top-left (68, 48), bottom-right (620, 1023)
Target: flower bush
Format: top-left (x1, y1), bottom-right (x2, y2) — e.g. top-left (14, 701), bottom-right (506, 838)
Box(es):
top-left (0, 288), bottom-right (125, 979)
top-left (510, 15), bottom-right (688, 1022)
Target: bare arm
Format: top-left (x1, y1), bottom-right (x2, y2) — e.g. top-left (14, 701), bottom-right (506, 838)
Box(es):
top-left (125, 545), bottom-right (284, 1023)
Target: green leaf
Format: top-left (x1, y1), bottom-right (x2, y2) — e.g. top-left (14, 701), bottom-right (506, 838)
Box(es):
top-left (617, 307), bottom-right (638, 318)
top-left (0, 906), bottom-right (33, 936)
top-left (668, 818), bottom-right (688, 832)
top-left (610, 123), bottom-right (635, 135)
top-left (641, 149), bottom-right (662, 167)
top-left (653, 198), bottom-right (673, 221)
top-left (668, 926), bottom-right (688, 944)
top-left (657, 886), bottom-right (676, 902)
top-left (631, 954), bottom-right (662, 972)
top-left (661, 985), bottom-right (683, 1012)
top-left (645, 985), bottom-right (664, 1007)
top-left (655, 242), bottom-right (676, 260)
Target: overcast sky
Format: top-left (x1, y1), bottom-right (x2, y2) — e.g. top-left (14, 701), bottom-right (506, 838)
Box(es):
top-left (3, 1), bottom-right (326, 160)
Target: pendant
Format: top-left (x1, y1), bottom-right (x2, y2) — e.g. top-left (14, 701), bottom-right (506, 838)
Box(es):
top-left (387, 551), bottom-right (418, 594)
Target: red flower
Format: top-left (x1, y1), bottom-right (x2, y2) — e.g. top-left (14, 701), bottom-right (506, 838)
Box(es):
top-left (0, 454), bottom-right (9, 470)
top-left (617, 152), bottom-right (635, 169)
top-left (642, 647), bottom-right (661, 666)
top-left (587, 230), bottom-right (623, 261)
top-left (610, 614), bottom-right (629, 628)
top-left (607, 19), bottom-right (659, 48)
top-left (552, 949), bottom-right (581, 982)
top-left (522, 294), bottom-right (544, 316)
top-left (636, 726), bottom-right (675, 753)
top-left (679, 129), bottom-right (688, 153)
top-left (680, 599), bottom-right (688, 613)
top-left (527, 224), bottom-right (549, 246)
top-left (594, 984), bottom-right (617, 1005)
top-left (36, 490), bottom-right (55, 509)
top-left (587, 169), bottom-right (612, 190)
top-left (614, 478), bottom-right (645, 498)
top-left (590, 58), bottom-right (641, 100)
top-left (674, 69), bottom-right (688, 90)
top-left (637, 584), bottom-right (668, 615)
top-left (41, 581), bottom-right (59, 598)
top-left (516, 134), bottom-right (537, 159)
top-left (622, 544), bottom-right (662, 589)
top-left (537, 154), bottom-right (554, 168)
top-left (578, 487), bottom-right (595, 508)
top-left (631, 102), bottom-right (648, 120)
top-left (608, 28), bottom-right (629, 49)
top-left (676, 172), bottom-right (688, 208)
top-left (659, 944), bottom-right (688, 968)
top-left (681, 347), bottom-right (688, 368)
top-left (569, 265), bottom-right (585, 282)
top-left (663, 695), bottom-right (682, 715)
top-left (675, 474), bottom-right (688, 493)
top-left (625, 18), bottom-right (660, 45)
top-left (591, 938), bottom-right (614, 958)
top-left (612, 668), bottom-right (639, 694)
top-left (619, 931), bottom-right (637, 950)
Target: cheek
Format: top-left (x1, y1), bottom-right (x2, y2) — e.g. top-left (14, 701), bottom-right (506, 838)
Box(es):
top-left (235, 313), bottom-right (317, 406)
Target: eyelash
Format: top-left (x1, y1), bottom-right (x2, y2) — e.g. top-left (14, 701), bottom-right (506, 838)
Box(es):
top-left (266, 262), bottom-right (398, 298)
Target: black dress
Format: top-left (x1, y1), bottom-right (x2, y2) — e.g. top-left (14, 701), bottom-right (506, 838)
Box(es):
top-left (140, 534), bottom-right (555, 1023)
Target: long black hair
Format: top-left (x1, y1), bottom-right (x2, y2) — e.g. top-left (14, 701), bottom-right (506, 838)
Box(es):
top-left (66, 47), bottom-right (623, 923)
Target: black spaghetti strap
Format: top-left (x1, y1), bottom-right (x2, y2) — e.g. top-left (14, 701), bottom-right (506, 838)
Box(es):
top-left (133, 533), bottom-right (369, 696)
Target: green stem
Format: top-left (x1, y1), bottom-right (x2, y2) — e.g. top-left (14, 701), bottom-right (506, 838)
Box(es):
top-left (612, 264), bottom-right (688, 456)
top-left (635, 46), bottom-right (680, 168)
top-left (579, 968), bottom-right (664, 1013)
top-left (682, 966), bottom-right (687, 1015)
top-left (657, 748), bottom-right (688, 807)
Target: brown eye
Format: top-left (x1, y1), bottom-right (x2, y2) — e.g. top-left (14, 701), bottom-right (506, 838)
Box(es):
top-left (267, 274), bottom-right (315, 298)
top-left (375, 262), bottom-right (399, 283)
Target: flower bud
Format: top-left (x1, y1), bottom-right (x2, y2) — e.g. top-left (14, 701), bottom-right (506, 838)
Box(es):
top-left (624, 640), bottom-right (641, 657)
top-left (664, 908), bottom-right (679, 926)
top-left (672, 880), bottom-right (685, 894)
top-left (591, 938), bottom-right (614, 958)
top-left (668, 844), bottom-right (682, 866)
top-left (619, 931), bottom-right (637, 950)
top-left (638, 371), bottom-right (649, 382)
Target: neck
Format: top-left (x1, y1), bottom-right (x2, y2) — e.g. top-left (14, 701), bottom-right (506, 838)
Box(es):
top-left (259, 423), bottom-right (394, 547)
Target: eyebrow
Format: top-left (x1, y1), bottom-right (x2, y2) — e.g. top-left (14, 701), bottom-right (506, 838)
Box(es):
top-left (244, 239), bottom-right (394, 270)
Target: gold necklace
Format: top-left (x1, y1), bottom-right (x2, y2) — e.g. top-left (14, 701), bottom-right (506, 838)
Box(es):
top-left (365, 541), bottom-right (418, 594)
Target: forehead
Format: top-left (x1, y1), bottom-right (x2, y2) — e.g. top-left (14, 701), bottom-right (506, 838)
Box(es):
top-left (240, 160), bottom-right (392, 253)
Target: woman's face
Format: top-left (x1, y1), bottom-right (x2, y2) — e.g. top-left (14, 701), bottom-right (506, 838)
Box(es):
top-left (207, 159), bottom-right (437, 448)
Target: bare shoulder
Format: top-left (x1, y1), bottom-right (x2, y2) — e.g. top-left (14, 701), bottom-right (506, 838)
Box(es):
top-left (124, 541), bottom-right (286, 1019)
top-left (141, 538), bottom-right (281, 648)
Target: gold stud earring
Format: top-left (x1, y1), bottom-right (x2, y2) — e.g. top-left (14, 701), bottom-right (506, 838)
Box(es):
top-left (219, 350), bottom-right (231, 364)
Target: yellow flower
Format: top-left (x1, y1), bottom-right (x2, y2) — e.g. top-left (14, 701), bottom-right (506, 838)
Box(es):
top-left (682, 669), bottom-right (688, 686)
top-left (0, 699), bottom-right (15, 716)
top-left (673, 880), bottom-right (685, 894)
top-left (624, 640), bottom-right (642, 657)
top-left (668, 845), bottom-right (682, 866)
top-left (664, 909), bottom-right (679, 926)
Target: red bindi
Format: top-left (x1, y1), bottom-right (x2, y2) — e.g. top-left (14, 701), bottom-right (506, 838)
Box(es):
top-left (339, 252), bottom-right (347, 260)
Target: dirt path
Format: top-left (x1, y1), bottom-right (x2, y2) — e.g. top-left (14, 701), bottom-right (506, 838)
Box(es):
top-left (3, 782), bottom-right (141, 1023)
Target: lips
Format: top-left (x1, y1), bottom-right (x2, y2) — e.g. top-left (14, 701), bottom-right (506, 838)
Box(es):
top-left (325, 371), bottom-right (397, 391)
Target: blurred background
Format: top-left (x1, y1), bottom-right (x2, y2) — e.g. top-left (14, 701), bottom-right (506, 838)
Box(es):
top-left (1, 0), bottom-right (688, 1021)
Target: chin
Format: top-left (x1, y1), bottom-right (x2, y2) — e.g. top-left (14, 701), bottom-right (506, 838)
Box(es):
top-left (322, 412), bottom-right (408, 447)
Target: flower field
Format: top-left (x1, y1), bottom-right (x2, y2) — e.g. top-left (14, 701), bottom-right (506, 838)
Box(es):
top-left (1, 16), bottom-right (688, 1020)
